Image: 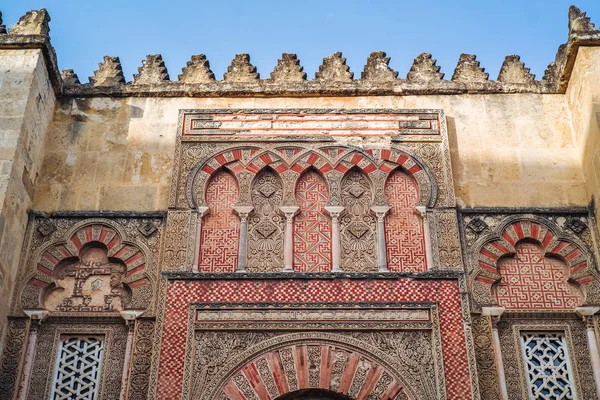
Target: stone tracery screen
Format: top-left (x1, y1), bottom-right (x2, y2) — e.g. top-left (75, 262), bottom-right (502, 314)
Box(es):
top-left (199, 170), bottom-right (240, 272)
top-left (340, 169), bottom-right (377, 272)
top-left (384, 168), bottom-right (426, 272)
top-left (520, 332), bottom-right (576, 400)
top-left (50, 336), bottom-right (104, 400)
top-left (248, 169), bottom-right (284, 272)
top-left (494, 242), bottom-right (583, 309)
top-left (293, 170), bottom-right (331, 272)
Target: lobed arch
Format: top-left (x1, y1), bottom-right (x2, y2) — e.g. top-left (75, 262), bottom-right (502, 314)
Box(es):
top-left (189, 145), bottom-right (437, 209)
top-left (470, 216), bottom-right (600, 308)
top-left (19, 219), bottom-right (153, 313)
top-left (200, 333), bottom-right (423, 400)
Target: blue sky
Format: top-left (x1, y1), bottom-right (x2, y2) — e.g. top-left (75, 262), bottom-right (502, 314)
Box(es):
top-left (3, 1), bottom-right (600, 83)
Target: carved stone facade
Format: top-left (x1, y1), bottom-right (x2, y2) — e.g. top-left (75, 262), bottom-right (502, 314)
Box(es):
top-left (3, 5), bottom-right (600, 400)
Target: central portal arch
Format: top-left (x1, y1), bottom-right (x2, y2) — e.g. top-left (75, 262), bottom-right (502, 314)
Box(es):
top-left (210, 334), bottom-right (414, 400)
top-left (276, 388), bottom-right (352, 399)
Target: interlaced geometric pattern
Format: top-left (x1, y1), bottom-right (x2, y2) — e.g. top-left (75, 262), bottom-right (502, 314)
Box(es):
top-left (384, 169), bottom-right (426, 272)
top-left (520, 332), bottom-right (576, 400)
top-left (199, 171), bottom-right (240, 272)
top-left (495, 242), bottom-right (583, 309)
top-left (50, 336), bottom-right (104, 400)
top-left (293, 170), bottom-right (331, 272)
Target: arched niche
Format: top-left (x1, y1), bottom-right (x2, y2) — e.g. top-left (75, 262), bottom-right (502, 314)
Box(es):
top-left (293, 168), bottom-right (332, 272)
top-left (470, 217), bottom-right (600, 308)
top-left (20, 221), bottom-right (152, 313)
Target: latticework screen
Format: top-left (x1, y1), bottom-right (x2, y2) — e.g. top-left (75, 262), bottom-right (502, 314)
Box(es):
top-left (50, 336), bottom-right (104, 400)
top-left (520, 332), bottom-right (576, 400)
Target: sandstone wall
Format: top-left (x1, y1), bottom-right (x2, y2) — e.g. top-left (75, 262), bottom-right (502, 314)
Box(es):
top-left (0, 48), bottom-right (55, 342)
top-left (566, 46), bottom-right (600, 217)
top-left (34, 93), bottom-right (584, 212)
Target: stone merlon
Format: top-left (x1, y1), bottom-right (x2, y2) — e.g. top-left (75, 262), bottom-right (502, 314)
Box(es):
top-left (2, 6), bottom-right (600, 96)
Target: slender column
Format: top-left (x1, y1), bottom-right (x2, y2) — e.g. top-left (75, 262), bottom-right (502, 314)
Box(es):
top-left (482, 307), bottom-right (508, 400)
top-left (17, 310), bottom-right (47, 400)
top-left (577, 307), bottom-right (600, 396)
top-left (415, 206), bottom-right (434, 270)
top-left (234, 206), bottom-right (253, 273)
top-left (280, 206), bottom-right (299, 272)
top-left (192, 206), bottom-right (209, 272)
top-left (325, 206), bottom-right (344, 272)
top-left (119, 311), bottom-right (143, 400)
top-left (371, 206), bottom-right (391, 272)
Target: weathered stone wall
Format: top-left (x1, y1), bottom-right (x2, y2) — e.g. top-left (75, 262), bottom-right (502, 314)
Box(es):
top-left (0, 47), bottom-right (55, 344)
top-left (566, 46), bottom-right (600, 217)
top-left (33, 93), bottom-right (584, 212)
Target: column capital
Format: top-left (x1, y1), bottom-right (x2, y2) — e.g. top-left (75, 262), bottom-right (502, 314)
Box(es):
top-left (120, 310), bottom-right (144, 322)
top-left (325, 206), bottom-right (345, 219)
top-left (481, 306), bottom-right (506, 317)
top-left (279, 206), bottom-right (300, 220)
top-left (415, 205), bottom-right (428, 219)
top-left (233, 206), bottom-right (254, 221)
top-left (576, 306), bottom-right (600, 317)
top-left (197, 206), bottom-right (209, 217)
top-left (23, 309), bottom-right (48, 321)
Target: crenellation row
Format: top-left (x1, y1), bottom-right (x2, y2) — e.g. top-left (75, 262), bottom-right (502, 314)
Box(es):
top-left (4, 6), bottom-right (600, 95)
top-left (58, 51), bottom-right (547, 87)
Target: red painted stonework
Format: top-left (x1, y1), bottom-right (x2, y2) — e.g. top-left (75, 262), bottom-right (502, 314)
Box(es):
top-left (384, 169), bottom-right (426, 272)
top-left (495, 242), bottom-right (584, 309)
top-left (293, 170), bottom-right (332, 272)
top-left (157, 279), bottom-right (472, 400)
top-left (198, 170), bottom-right (240, 272)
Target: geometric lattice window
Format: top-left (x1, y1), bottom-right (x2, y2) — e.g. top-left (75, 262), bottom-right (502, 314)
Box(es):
top-left (520, 332), bottom-right (576, 400)
top-left (50, 336), bottom-right (104, 400)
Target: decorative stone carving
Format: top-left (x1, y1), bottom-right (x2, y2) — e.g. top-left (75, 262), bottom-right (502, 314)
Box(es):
top-left (270, 53), bottom-right (307, 82)
top-left (497, 55), bottom-right (535, 84)
top-left (0, 318), bottom-right (28, 399)
top-left (566, 216), bottom-right (587, 234)
top-left (190, 330), bottom-right (430, 399)
top-left (407, 53), bottom-right (444, 82)
top-left (452, 54), bottom-right (489, 83)
top-left (162, 210), bottom-right (193, 271)
top-left (9, 9), bottom-right (50, 36)
top-left (340, 169), bottom-right (377, 272)
top-left (14, 216), bottom-right (162, 315)
top-left (498, 314), bottom-right (598, 400)
top-left (462, 213), bottom-right (600, 309)
top-left (61, 69), bottom-right (80, 86)
top-left (178, 54), bottom-right (216, 83)
top-left (43, 244), bottom-right (131, 312)
top-left (432, 209), bottom-right (463, 270)
top-left (19, 220), bottom-right (155, 313)
top-left (89, 56), bottom-right (126, 86)
top-left (569, 5), bottom-right (597, 35)
top-left (27, 318), bottom-right (128, 400)
top-left (133, 54), bottom-right (170, 85)
top-left (247, 169), bottom-right (284, 272)
top-left (224, 54), bottom-right (259, 82)
top-left (127, 319), bottom-right (156, 400)
top-left (315, 52), bottom-right (353, 82)
top-left (361, 51), bottom-right (398, 82)
top-left (471, 315), bottom-right (500, 400)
